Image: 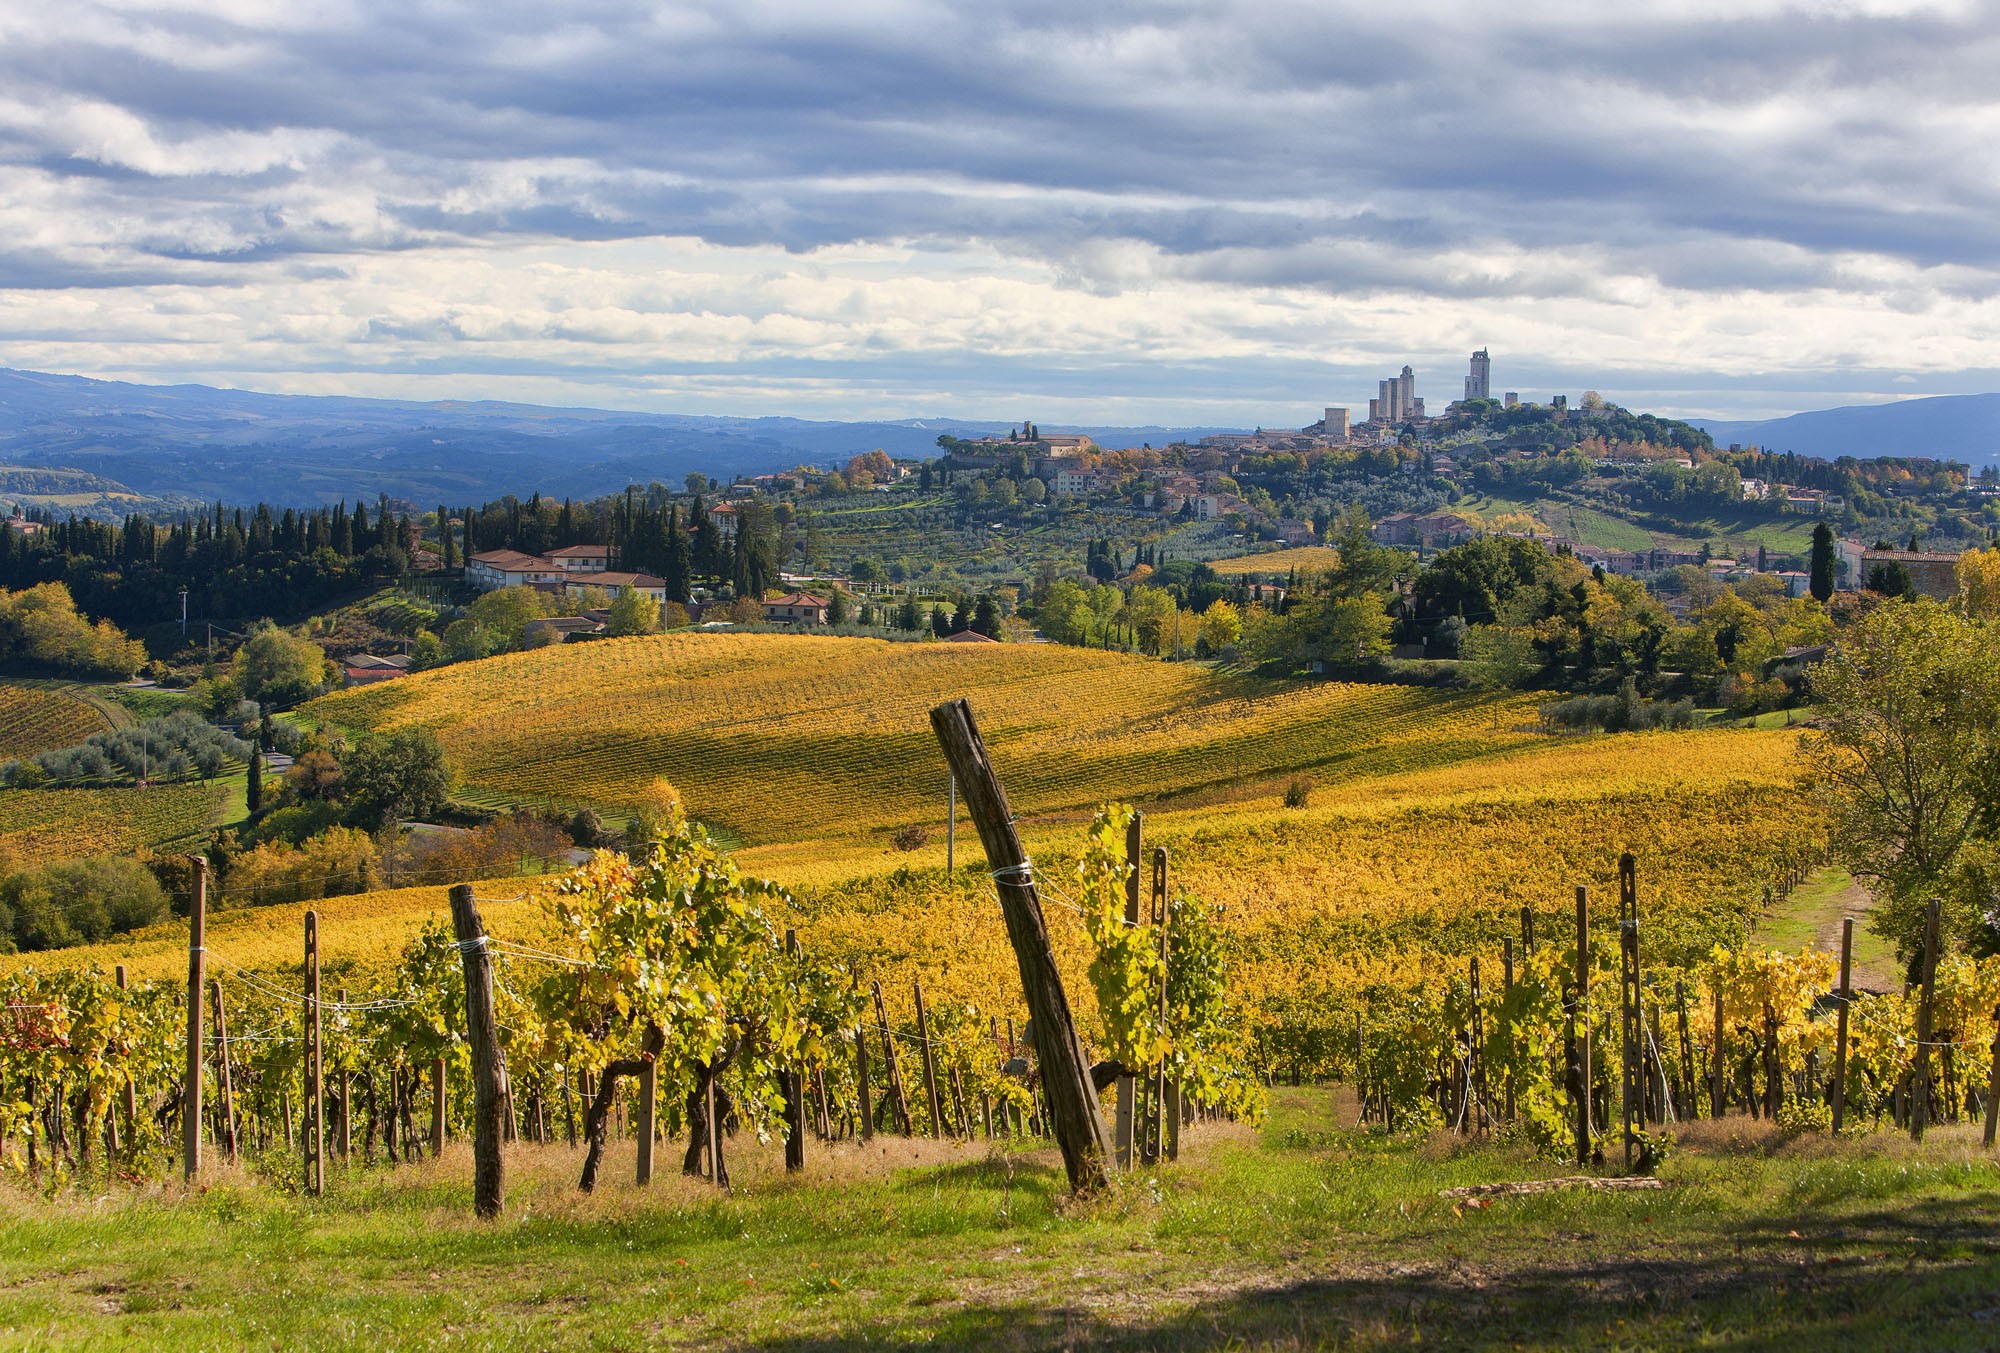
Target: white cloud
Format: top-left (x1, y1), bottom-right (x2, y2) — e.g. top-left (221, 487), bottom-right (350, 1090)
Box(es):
top-left (0, 0), bottom-right (1996, 419)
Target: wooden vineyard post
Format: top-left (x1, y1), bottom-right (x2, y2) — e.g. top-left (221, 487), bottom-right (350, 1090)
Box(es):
top-left (447, 885), bottom-right (506, 1218)
top-left (913, 979), bottom-right (944, 1138)
top-left (1574, 885), bottom-right (1592, 1162)
top-left (1675, 981), bottom-right (1695, 1119)
top-left (704, 1072), bottom-right (721, 1185)
top-left (1114, 812), bottom-right (1143, 1170)
top-left (1501, 938), bottom-right (1516, 1122)
top-left (1467, 957), bottom-right (1488, 1134)
top-left (304, 910), bottom-right (324, 1197)
top-left (930, 697), bottom-right (1113, 1193)
top-left (210, 978), bottom-right (237, 1159)
top-left (1711, 982), bottom-right (1727, 1119)
top-left (1912, 898), bottom-right (1941, 1142)
top-left (854, 1017), bottom-right (874, 1142)
top-left (1832, 918), bottom-right (1854, 1134)
top-left (636, 1056), bottom-right (656, 1186)
top-left (183, 855), bottom-right (207, 1183)
top-left (1617, 854), bottom-right (1641, 1169)
top-left (1520, 905), bottom-right (1535, 956)
top-left (336, 989), bottom-right (352, 1160)
top-left (1149, 846), bottom-right (1171, 1165)
top-left (115, 966), bottom-right (137, 1158)
top-left (431, 1057), bottom-right (447, 1157)
top-left (784, 930), bottom-right (806, 1169)
top-left (1983, 1006), bottom-right (2000, 1150)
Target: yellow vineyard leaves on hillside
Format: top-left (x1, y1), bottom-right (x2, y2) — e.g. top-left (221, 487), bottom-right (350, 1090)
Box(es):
top-left (308, 633), bottom-right (1546, 844)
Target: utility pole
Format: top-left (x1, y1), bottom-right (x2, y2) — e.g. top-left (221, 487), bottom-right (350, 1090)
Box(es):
top-left (179, 588), bottom-right (188, 640)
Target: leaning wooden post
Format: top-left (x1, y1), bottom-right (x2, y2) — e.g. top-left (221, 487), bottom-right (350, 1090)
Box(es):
top-left (1113, 812), bottom-right (1142, 1170)
top-left (1831, 917), bottom-right (1854, 1133)
top-left (913, 979), bottom-right (944, 1138)
top-left (1150, 845), bottom-right (1172, 1164)
top-left (210, 978), bottom-right (237, 1159)
top-left (1983, 1005), bottom-right (2000, 1150)
top-left (303, 909), bottom-right (324, 1196)
top-left (873, 981), bottom-right (912, 1135)
top-left (183, 855), bottom-right (207, 1183)
top-left (1912, 898), bottom-right (1941, 1142)
top-left (115, 965), bottom-right (137, 1157)
top-left (930, 697), bottom-right (1112, 1192)
top-left (447, 884), bottom-right (506, 1218)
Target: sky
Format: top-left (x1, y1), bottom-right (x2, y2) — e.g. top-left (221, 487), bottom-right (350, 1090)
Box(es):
top-left (2, 0), bottom-right (1998, 427)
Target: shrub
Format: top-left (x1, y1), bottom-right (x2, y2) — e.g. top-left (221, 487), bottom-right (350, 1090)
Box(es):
top-left (893, 823), bottom-right (931, 851)
top-left (1283, 777), bottom-right (1313, 808)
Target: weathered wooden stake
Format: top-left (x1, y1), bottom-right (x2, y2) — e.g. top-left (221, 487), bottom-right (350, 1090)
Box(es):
top-left (1711, 981), bottom-right (1727, 1118)
top-left (1114, 812), bottom-right (1142, 1169)
top-left (636, 1055), bottom-right (656, 1186)
top-left (1617, 855), bottom-right (1640, 1168)
top-left (304, 910), bottom-right (324, 1195)
top-left (1983, 1005), bottom-right (2000, 1150)
top-left (1912, 898), bottom-right (1941, 1141)
top-left (1574, 884), bottom-right (1592, 1160)
top-left (431, 1056), bottom-right (447, 1157)
top-left (874, 981), bottom-right (912, 1134)
top-left (930, 697), bottom-right (1112, 1192)
top-left (1832, 917), bottom-right (1854, 1133)
top-left (115, 965), bottom-right (136, 1157)
top-left (183, 856), bottom-right (207, 1183)
top-left (210, 978), bottom-right (237, 1159)
top-left (447, 884), bottom-right (506, 1217)
top-left (914, 979), bottom-right (944, 1138)
top-left (854, 1017), bottom-right (874, 1141)
top-left (784, 930), bottom-right (806, 1170)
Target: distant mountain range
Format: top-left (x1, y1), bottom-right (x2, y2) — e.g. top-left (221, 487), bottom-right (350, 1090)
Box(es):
top-left (0, 368), bottom-right (1239, 511)
top-left (1692, 394), bottom-right (2000, 463)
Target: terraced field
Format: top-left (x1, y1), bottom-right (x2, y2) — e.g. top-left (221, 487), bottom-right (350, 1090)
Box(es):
top-left (1204, 545), bottom-right (1339, 576)
top-left (307, 633), bottom-right (1542, 845)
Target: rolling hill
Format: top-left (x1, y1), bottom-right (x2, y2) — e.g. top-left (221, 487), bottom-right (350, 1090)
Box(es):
top-left (1693, 392), bottom-right (2000, 462)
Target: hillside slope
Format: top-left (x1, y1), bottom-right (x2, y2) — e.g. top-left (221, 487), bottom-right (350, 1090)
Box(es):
top-left (1694, 392), bottom-right (2000, 462)
top-left (307, 634), bottom-right (1542, 847)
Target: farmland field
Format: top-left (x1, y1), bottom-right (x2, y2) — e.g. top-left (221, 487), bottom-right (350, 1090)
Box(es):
top-left (1204, 545), bottom-right (1338, 575)
top-left (0, 782), bottom-right (223, 863)
top-left (307, 633), bottom-right (1547, 846)
top-left (0, 682), bottom-right (122, 759)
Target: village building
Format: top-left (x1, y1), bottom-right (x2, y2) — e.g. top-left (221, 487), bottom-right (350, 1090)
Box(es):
top-left (762, 591), bottom-right (829, 626)
top-left (341, 653), bottom-right (412, 686)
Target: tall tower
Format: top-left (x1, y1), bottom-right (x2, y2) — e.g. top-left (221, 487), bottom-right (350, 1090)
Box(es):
top-left (1398, 366), bottom-right (1416, 418)
top-left (1464, 349), bottom-right (1490, 401)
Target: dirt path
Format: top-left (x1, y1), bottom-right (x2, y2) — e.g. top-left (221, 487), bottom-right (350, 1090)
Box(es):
top-left (1754, 866), bottom-right (1901, 991)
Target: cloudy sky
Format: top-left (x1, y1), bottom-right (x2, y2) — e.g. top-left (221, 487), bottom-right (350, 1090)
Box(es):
top-left (2, 0), bottom-right (1997, 425)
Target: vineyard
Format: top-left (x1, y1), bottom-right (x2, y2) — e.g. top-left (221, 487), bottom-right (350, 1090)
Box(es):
top-left (1203, 546), bottom-right (1340, 576)
top-left (0, 682), bottom-right (121, 760)
top-left (307, 633), bottom-right (1546, 843)
top-left (0, 783), bottom-right (223, 862)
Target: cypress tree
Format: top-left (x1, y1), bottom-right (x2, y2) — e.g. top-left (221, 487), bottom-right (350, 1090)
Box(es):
top-left (247, 746), bottom-right (264, 814)
top-left (1809, 522), bottom-right (1836, 603)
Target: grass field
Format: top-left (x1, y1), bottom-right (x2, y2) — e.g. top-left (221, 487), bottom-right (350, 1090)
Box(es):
top-left (306, 634), bottom-right (1551, 847)
top-left (8, 1088), bottom-right (2000, 1349)
top-left (1204, 546), bottom-right (1338, 576)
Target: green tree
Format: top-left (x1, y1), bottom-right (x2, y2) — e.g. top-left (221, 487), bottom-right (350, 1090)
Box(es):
top-left (1804, 599), bottom-right (2000, 966)
top-left (233, 624), bottom-right (331, 707)
top-left (1809, 522), bottom-right (1836, 602)
top-left (343, 728), bottom-right (455, 824)
top-left (604, 586), bottom-right (662, 636)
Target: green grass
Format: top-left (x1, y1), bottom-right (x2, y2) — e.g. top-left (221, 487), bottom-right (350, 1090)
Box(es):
top-left (1756, 866), bottom-right (1901, 990)
top-left (10, 1089), bottom-right (2000, 1348)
